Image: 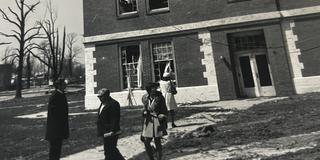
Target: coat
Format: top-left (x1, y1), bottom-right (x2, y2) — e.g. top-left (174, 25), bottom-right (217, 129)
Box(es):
top-left (97, 97), bottom-right (121, 137)
top-left (45, 90), bottom-right (69, 141)
top-left (141, 91), bottom-right (168, 138)
top-left (159, 80), bottom-right (177, 111)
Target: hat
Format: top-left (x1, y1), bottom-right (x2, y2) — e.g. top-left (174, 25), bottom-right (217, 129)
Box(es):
top-left (97, 88), bottom-right (110, 97)
top-left (53, 78), bottom-right (66, 88)
top-left (145, 82), bottom-right (159, 93)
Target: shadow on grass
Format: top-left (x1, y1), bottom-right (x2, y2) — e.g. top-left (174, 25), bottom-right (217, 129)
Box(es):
top-left (0, 92), bottom-right (217, 159)
top-left (131, 93), bottom-right (320, 160)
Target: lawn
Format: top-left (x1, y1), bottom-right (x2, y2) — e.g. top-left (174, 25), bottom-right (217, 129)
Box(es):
top-left (1, 90), bottom-right (320, 160)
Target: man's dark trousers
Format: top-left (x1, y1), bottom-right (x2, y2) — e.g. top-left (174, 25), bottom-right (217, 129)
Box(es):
top-left (103, 136), bottom-right (125, 160)
top-left (49, 140), bottom-right (63, 160)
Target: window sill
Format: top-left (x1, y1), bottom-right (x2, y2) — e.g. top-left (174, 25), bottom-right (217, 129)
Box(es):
top-left (117, 12), bottom-right (139, 19)
top-left (147, 8), bottom-right (170, 15)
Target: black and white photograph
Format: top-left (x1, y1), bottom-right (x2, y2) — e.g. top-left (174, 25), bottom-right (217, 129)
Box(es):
top-left (1, 0), bottom-right (320, 159)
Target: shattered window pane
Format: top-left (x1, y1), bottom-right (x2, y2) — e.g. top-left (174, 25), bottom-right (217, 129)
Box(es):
top-left (121, 45), bottom-right (140, 89)
top-left (149, 0), bottom-right (169, 10)
top-left (119, 0), bottom-right (137, 14)
top-left (152, 42), bottom-right (175, 82)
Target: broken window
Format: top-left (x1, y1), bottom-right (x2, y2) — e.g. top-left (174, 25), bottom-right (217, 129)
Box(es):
top-left (118, 0), bottom-right (137, 14)
top-left (120, 45), bottom-right (141, 89)
top-left (152, 41), bottom-right (176, 82)
top-left (149, 0), bottom-right (169, 11)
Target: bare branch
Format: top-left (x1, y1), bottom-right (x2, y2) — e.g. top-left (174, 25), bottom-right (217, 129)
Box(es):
top-left (12, 30), bottom-right (21, 37)
top-left (24, 1), bottom-right (40, 18)
top-left (25, 26), bottom-right (40, 36)
top-left (0, 9), bottom-right (20, 28)
top-left (2, 53), bottom-right (19, 61)
top-left (0, 32), bottom-right (20, 42)
top-left (8, 7), bottom-right (21, 23)
top-left (0, 42), bottom-right (11, 45)
top-left (30, 51), bottom-right (53, 69)
top-left (15, 0), bottom-right (22, 10)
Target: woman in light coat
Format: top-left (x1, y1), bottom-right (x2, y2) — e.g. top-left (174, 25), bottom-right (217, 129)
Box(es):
top-left (141, 82), bottom-right (168, 160)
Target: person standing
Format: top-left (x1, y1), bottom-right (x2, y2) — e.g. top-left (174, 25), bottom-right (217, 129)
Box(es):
top-left (159, 64), bottom-right (178, 128)
top-left (142, 82), bottom-right (168, 160)
top-left (45, 79), bottom-right (69, 160)
top-left (97, 88), bottom-right (125, 160)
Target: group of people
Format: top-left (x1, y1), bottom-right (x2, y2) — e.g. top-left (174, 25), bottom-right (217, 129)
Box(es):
top-left (45, 70), bottom-right (178, 160)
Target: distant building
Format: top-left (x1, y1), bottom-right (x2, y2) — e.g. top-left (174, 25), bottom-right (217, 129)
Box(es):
top-left (0, 64), bottom-right (12, 90)
top-left (83, 0), bottom-right (320, 109)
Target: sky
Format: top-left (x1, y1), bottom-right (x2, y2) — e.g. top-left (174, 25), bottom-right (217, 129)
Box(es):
top-left (0, 0), bottom-right (84, 64)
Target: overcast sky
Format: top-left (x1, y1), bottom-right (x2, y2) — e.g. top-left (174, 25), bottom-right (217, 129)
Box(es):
top-left (0, 0), bottom-right (84, 64)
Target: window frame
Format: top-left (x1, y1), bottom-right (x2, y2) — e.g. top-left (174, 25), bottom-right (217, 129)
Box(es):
top-left (150, 39), bottom-right (177, 85)
top-left (146, 0), bottom-right (170, 15)
top-left (118, 42), bottom-right (142, 90)
top-left (116, 0), bottom-right (139, 19)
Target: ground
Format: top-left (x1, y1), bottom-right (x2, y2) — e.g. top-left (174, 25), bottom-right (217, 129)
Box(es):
top-left (1, 87), bottom-right (320, 160)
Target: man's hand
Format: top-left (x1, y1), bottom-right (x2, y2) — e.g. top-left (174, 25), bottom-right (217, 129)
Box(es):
top-left (103, 132), bottom-right (113, 138)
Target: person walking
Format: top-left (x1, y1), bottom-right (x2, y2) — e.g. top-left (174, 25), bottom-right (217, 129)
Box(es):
top-left (97, 88), bottom-right (125, 160)
top-left (159, 63), bottom-right (178, 128)
top-left (45, 79), bottom-right (69, 160)
top-left (141, 82), bottom-right (168, 160)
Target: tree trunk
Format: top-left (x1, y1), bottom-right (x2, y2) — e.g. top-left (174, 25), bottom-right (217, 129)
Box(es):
top-left (26, 53), bottom-right (31, 89)
top-left (68, 56), bottom-right (72, 77)
top-left (15, 54), bottom-right (23, 98)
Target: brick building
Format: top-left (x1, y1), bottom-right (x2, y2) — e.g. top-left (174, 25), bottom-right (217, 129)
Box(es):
top-left (83, 0), bottom-right (320, 109)
top-left (0, 64), bottom-right (12, 90)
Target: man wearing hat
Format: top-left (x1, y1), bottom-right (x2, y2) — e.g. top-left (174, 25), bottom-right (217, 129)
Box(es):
top-left (45, 79), bottom-right (69, 160)
top-left (97, 88), bottom-right (125, 160)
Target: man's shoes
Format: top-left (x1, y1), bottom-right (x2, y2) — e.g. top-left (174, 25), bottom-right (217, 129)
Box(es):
top-left (171, 123), bottom-right (177, 128)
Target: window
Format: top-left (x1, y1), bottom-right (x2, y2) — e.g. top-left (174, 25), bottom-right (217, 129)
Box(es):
top-left (229, 30), bottom-right (266, 52)
top-left (117, 0), bottom-right (138, 16)
top-left (152, 41), bottom-right (175, 82)
top-left (148, 0), bottom-right (169, 13)
top-left (120, 45), bottom-right (141, 89)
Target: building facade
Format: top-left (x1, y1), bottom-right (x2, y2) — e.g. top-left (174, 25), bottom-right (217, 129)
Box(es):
top-left (0, 64), bottom-right (12, 90)
top-left (83, 0), bottom-right (320, 109)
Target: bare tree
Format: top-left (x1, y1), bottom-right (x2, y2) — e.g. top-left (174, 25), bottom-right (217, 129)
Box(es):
top-left (30, 0), bottom-right (66, 81)
top-left (0, 0), bottom-right (40, 98)
top-left (2, 46), bottom-right (15, 65)
top-left (66, 32), bottom-right (78, 77)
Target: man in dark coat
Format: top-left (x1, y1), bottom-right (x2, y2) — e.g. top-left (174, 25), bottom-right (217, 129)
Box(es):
top-left (45, 79), bottom-right (69, 160)
top-left (97, 88), bottom-right (125, 160)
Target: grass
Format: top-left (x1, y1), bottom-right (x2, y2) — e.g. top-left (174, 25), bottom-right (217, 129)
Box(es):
top-left (1, 91), bottom-right (320, 159)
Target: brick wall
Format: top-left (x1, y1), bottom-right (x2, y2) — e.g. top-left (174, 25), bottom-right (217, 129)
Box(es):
top-left (173, 34), bottom-right (208, 87)
top-left (279, 0), bottom-right (320, 10)
top-left (93, 35), bottom-right (209, 92)
top-left (141, 40), bottom-right (153, 85)
top-left (83, 0), bottom-right (277, 37)
top-left (0, 64), bottom-right (12, 89)
top-left (264, 24), bottom-right (295, 96)
top-left (212, 31), bottom-right (238, 100)
top-left (294, 17), bottom-right (320, 77)
top-left (212, 24), bottom-right (295, 99)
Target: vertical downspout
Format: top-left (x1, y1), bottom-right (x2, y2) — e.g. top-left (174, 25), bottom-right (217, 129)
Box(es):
top-left (276, 0), bottom-right (296, 95)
